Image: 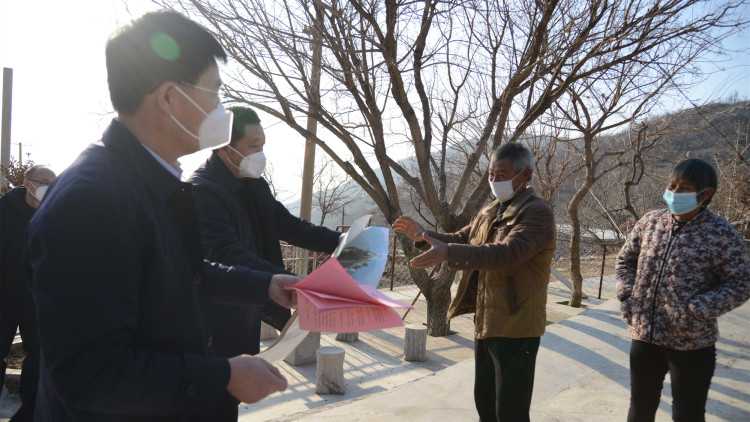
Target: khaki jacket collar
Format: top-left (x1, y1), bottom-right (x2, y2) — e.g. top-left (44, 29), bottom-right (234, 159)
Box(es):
top-left (484, 187), bottom-right (537, 222)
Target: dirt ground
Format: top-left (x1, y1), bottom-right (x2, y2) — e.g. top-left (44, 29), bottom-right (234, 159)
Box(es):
top-left (553, 252), bottom-right (620, 281)
top-left (384, 251), bottom-right (619, 290)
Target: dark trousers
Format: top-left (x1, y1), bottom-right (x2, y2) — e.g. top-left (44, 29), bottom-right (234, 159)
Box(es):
top-left (474, 337), bottom-right (540, 422)
top-left (628, 340), bottom-right (716, 422)
top-left (0, 292), bottom-right (40, 422)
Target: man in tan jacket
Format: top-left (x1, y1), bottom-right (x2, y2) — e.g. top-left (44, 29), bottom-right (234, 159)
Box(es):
top-left (394, 143), bottom-right (555, 422)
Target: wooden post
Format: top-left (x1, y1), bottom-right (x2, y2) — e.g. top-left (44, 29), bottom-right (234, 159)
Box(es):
top-left (316, 346), bottom-right (346, 395)
top-left (335, 332), bottom-right (358, 343)
top-left (297, 0), bottom-right (324, 275)
top-left (404, 324), bottom-right (428, 362)
top-left (389, 239), bottom-right (397, 291)
top-left (287, 5), bottom-right (324, 363)
top-left (1, 68), bottom-right (13, 191)
top-left (284, 332), bottom-right (321, 366)
top-left (401, 291), bottom-right (421, 321)
top-left (598, 244), bottom-right (607, 300)
top-left (295, 247), bottom-right (308, 276)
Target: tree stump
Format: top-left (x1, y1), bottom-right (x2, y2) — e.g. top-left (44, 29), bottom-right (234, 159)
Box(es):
top-left (316, 347), bottom-right (346, 395)
top-left (260, 322), bottom-right (279, 341)
top-left (284, 332), bottom-right (321, 366)
top-left (404, 324), bottom-right (428, 362)
top-left (335, 332), bottom-right (359, 343)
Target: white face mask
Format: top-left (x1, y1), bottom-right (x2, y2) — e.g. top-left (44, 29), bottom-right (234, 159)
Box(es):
top-left (33, 185), bottom-right (49, 202)
top-left (489, 171), bottom-right (524, 202)
top-left (228, 146), bottom-right (266, 179)
top-left (169, 85), bottom-right (233, 151)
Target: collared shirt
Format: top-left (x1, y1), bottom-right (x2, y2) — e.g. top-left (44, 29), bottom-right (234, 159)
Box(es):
top-left (142, 144), bottom-right (183, 180)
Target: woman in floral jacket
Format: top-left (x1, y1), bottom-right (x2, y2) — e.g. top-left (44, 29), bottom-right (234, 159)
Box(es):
top-left (616, 158), bottom-right (750, 422)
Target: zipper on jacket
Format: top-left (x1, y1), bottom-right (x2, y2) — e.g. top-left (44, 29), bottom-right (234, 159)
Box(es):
top-left (648, 218), bottom-right (687, 343)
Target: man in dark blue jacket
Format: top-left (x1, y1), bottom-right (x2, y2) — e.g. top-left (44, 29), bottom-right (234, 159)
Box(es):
top-left (191, 106), bottom-right (340, 360)
top-left (28, 11), bottom-right (297, 421)
top-left (0, 165), bottom-right (56, 421)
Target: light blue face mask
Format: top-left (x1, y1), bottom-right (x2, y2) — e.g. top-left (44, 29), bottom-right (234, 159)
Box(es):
top-left (663, 190), bottom-right (703, 215)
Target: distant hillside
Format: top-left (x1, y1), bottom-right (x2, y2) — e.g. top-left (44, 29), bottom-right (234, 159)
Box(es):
top-left (653, 101), bottom-right (750, 161)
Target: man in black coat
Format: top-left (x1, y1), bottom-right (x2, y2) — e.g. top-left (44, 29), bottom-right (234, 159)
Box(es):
top-left (191, 106), bottom-right (341, 360)
top-left (27, 11), bottom-right (297, 421)
top-left (0, 165), bottom-right (56, 421)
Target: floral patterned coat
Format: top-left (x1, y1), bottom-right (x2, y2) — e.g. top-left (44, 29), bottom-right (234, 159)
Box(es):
top-left (616, 208), bottom-right (750, 351)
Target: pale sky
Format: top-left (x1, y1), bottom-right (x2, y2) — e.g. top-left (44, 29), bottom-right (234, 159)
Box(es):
top-left (0, 0), bottom-right (313, 202)
top-left (2, 1), bottom-right (750, 204)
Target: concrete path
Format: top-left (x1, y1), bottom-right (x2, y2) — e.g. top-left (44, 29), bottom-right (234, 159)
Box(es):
top-left (0, 275), bottom-right (619, 421)
top-left (237, 278), bottom-right (609, 421)
top-left (288, 299), bottom-right (750, 422)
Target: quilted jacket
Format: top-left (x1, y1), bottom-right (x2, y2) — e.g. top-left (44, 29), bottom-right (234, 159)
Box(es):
top-left (616, 208), bottom-right (750, 350)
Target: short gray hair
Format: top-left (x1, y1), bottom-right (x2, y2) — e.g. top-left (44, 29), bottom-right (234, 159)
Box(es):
top-left (24, 165), bottom-right (55, 180)
top-left (491, 143), bottom-right (534, 172)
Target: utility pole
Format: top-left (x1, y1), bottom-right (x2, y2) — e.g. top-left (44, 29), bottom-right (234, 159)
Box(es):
top-left (297, 0), bottom-right (323, 275)
top-left (284, 0), bottom-right (326, 368)
top-left (1, 68), bottom-right (13, 191)
top-left (18, 142), bottom-right (22, 165)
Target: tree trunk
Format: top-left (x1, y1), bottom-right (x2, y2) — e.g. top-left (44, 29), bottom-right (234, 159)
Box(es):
top-left (566, 128), bottom-right (598, 308)
top-left (567, 175), bottom-right (594, 308)
top-left (398, 236), bottom-right (455, 337)
top-left (568, 201), bottom-right (585, 308)
top-left (424, 281), bottom-right (452, 336)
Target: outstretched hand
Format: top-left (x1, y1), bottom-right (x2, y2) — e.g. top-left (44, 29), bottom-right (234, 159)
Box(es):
top-left (393, 216), bottom-right (426, 242)
top-left (409, 234), bottom-right (448, 269)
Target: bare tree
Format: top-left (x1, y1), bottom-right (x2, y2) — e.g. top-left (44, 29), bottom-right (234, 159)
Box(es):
top-left (1, 158), bottom-right (35, 191)
top-left (527, 112), bottom-right (578, 207)
top-left (712, 119), bottom-right (750, 224)
top-left (554, 49), bottom-right (698, 306)
top-left (572, 121), bottom-right (668, 243)
top-left (263, 160), bottom-right (280, 198)
top-left (313, 156), bottom-right (355, 225)
top-left (620, 124), bottom-right (658, 221)
top-left (157, 0), bottom-right (746, 334)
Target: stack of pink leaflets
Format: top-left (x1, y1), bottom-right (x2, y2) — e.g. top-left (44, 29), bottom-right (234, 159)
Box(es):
top-left (290, 258), bottom-right (410, 332)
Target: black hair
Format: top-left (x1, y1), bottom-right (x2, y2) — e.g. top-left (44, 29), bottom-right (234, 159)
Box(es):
top-left (106, 10), bottom-right (227, 114)
top-left (229, 106), bottom-right (261, 144)
top-left (672, 158), bottom-right (718, 205)
top-left (491, 142), bottom-right (533, 172)
top-left (672, 159), bottom-right (718, 191)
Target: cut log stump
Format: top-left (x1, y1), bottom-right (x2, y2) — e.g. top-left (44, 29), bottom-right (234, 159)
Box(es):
top-left (404, 324), bottom-right (428, 362)
top-left (316, 347), bottom-right (346, 395)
